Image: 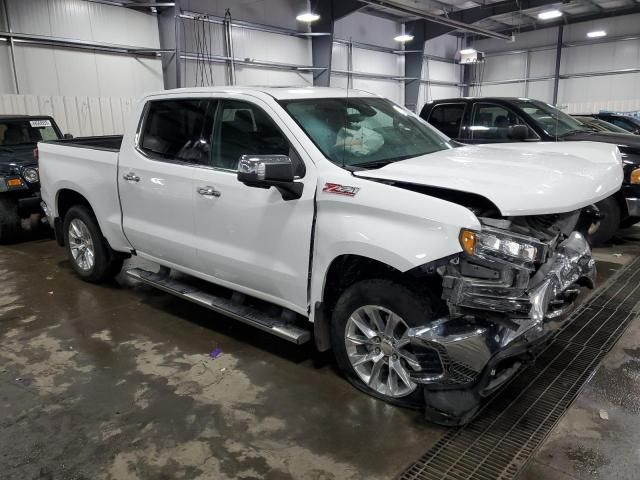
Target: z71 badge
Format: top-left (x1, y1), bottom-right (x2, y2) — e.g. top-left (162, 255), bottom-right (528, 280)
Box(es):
top-left (323, 183), bottom-right (360, 197)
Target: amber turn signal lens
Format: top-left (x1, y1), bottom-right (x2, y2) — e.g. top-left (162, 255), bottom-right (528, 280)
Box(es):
top-left (459, 229), bottom-right (477, 255)
top-left (631, 168), bottom-right (640, 185)
top-left (6, 178), bottom-right (23, 187)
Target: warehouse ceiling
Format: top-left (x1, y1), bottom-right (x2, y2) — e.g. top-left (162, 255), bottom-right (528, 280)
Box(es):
top-left (359, 0), bottom-right (640, 34)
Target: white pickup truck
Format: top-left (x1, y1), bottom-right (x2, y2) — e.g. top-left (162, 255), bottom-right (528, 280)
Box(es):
top-left (39, 87), bottom-right (622, 425)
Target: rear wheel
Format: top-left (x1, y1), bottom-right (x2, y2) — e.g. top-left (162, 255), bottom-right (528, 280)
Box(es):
top-left (0, 197), bottom-right (21, 244)
top-left (331, 279), bottom-right (435, 408)
top-left (588, 196), bottom-right (621, 247)
top-left (63, 206), bottom-right (123, 283)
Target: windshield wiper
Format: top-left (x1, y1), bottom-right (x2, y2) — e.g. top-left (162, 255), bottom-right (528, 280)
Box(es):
top-left (349, 159), bottom-right (395, 169)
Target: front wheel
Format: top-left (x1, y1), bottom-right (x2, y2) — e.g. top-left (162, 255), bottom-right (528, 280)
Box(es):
top-left (63, 206), bottom-right (123, 283)
top-left (588, 196), bottom-right (621, 247)
top-left (331, 279), bottom-right (435, 408)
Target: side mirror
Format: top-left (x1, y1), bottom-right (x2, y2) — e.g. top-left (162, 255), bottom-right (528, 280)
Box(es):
top-left (237, 155), bottom-right (303, 201)
top-left (508, 125), bottom-right (529, 141)
top-left (63, 133), bottom-right (74, 139)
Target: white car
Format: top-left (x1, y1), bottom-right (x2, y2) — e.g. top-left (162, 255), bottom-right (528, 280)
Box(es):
top-left (39, 87), bottom-right (622, 425)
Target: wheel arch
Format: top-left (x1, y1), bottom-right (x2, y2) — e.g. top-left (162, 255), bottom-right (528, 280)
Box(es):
top-left (55, 189), bottom-right (96, 246)
top-left (313, 253), bottom-right (443, 352)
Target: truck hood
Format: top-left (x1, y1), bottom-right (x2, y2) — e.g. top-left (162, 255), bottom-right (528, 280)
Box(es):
top-left (0, 145), bottom-right (38, 174)
top-left (353, 141), bottom-right (623, 216)
top-left (562, 131), bottom-right (640, 155)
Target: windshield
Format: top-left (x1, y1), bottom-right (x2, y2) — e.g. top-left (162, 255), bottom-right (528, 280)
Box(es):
top-left (280, 97), bottom-right (453, 168)
top-left (574, 116), bottom-right (629, 134)
top-left (513, 100), bottom-right (589, 137)
top-left (0, 119), bottom-right (60, 147)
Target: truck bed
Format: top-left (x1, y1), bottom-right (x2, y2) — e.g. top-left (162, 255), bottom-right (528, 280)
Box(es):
top-left (44, 135), bottom-right (123, 152)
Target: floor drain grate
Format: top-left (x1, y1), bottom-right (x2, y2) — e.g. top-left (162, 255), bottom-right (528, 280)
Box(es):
top-left (398, 257), bottom-right (640, 480)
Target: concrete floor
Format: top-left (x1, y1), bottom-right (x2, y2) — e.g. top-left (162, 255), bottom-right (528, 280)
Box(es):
top-left (1, 228), bottom-right (640, 480)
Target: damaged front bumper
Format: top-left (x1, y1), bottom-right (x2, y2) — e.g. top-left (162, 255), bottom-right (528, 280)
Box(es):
top-left (409, 230), bottom-right (595, 425)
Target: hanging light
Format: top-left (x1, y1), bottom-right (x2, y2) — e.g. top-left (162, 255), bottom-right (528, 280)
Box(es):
top-left (538, 9), bottom-right (563, 20)
top-left (460, 48), bottom-right (477, 55)
top-left (394, 34), bottom-right (414, 43)
top-left (587, 30), bottom-right (606, 38)
top-left (296, 12), bottom-right (320, 22)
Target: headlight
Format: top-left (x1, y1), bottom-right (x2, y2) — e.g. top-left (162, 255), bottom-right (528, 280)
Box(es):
top-left (459, 227), bottom-right (547, 267)
top-left (23, 167), bottom-right (39, 183)
top-left (630, 168), bottom-right (640, 184)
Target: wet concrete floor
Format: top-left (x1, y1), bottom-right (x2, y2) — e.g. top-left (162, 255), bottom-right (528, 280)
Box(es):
top-left (1, 227), bottom-right (640, 479)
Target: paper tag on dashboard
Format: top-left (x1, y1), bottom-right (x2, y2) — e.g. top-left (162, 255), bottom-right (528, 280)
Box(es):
top-left (30, 120), bottom-right (52, 128)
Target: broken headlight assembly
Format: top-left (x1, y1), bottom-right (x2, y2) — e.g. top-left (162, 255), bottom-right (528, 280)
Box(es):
top-left (459, 226), bottom-right (549, 269)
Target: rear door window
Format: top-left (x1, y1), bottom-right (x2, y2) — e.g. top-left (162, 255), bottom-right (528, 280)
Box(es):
top-left (427, 103), bottom-right (465, 138)
top-left (470, 103), bottom-right (535, 141)
top-left (139, 99), bottom-right (215, 165)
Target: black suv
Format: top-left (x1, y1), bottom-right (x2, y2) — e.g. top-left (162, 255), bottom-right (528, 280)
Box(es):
top-left (592, 113), bottom-right (640, 135)
top-left (420, 98), bottom-right (640, 245)
top-left (0, 115), bottom-right (65, 242)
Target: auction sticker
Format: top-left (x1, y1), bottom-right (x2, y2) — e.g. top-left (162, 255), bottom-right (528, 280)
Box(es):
top-left (30, 120), bottom-right (52, 128)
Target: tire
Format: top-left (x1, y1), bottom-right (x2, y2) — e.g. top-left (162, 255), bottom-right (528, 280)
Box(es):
top-left (330, 279), bottom-right (435, 408)
top-left (588, 196), bottom-right (621, 247)
top-left (63, 206), bottom-right (123, 283)
top-left (0, 197), bottom-right (22, 244)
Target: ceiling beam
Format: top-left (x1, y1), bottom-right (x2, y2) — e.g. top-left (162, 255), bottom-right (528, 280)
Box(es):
top-left (358, 0), bottom-right (513, 39)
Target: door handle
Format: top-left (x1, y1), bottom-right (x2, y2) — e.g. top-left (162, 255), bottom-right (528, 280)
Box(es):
top-left (197, 186), bottom-right (221, 197)
top-left (123, 172), bottom-right (140, 183)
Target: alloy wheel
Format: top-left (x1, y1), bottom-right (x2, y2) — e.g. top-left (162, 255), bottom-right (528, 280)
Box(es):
top-left (68, 218), bottom-right (95, 271)
top-left (344, 305), bottom-right (419, 398)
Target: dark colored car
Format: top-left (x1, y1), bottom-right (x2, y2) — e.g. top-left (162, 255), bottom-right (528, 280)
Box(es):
top-left (420, 97), bottom-right (640, 246)
top-left (593, 113), bottom-right (640, 135)
top-left (572, 115), bottom-right (630, 134)
top-left (0, 115), bottom-right (65, 242)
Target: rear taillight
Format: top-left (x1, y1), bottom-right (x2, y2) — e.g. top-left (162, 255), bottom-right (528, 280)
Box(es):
top-left (33, 148), bottom-right (39, 161)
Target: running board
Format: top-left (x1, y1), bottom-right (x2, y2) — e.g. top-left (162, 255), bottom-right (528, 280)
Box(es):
top-left (126, 268), bottom-right (311, 345)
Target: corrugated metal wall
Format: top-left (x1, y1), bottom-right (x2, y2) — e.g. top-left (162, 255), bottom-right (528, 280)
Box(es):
top-left (0, 94), bottom-right (135, 136)
top-left (0, 0), bottom-right (163, 134)
top-left (471, 14), bottom-right (640, 113)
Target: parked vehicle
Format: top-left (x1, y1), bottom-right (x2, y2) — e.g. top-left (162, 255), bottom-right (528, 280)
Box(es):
top-left (592, 113), bottom-right (640, 135)
top-left (39, 87), bottom-right (622, 425)
top-left (572, 115), bottom-right (630, 134)
top-left (420, 98), bottom-right (640, 244)
top-left (0, 115), bottom-right (66, 242)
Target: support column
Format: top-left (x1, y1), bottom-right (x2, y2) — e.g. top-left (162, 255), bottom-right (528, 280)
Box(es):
top-left (311, 0), bottom-right (362, 87)
top-left (404, 20), bottom-right (425, 112)
top-left (157, 3), bottom-right (180, 89)
top-left (552, 25), bottom-right (564, 105)
top-left (2, 0), bottom-right (19, 94)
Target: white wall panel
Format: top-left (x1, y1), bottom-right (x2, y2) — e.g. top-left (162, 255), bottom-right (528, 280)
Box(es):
top-left (232, 28), bottom-right (311, 65)
top-left (0, 41), bottom-right (15, 93)
top-left (483, 53), bottom-right (526, 82)
top-left (479, 82), bottom-right (525, 97)
top-left (13, 44), bottom-right (163, 97)
top-left (527, 80), bottom-right (554, 103)
top-left (561, 42), bottom-right (640, 75)
top-left (558, 74), bottom-right (640, 113)
top-left (331, 43), bottom-right (348, 71)
top-left (0, 94), bottom-right (136, 136)
top-left (352, 48), bottom-right (401, 76)
top-left (235, 66), bottom-right (312, 86)
top-left (425, 35), bottom-right (460, 59)
top-left (6, 0), bottom-right (159, 48)
top-left (334, 11), bottom-right (401, 49)
top-left (529, 50), bottom-right (556, 78)
top-left (426, 60), bottom-right (460, 83)
top-left (563, 14), bottom-right (640, 42)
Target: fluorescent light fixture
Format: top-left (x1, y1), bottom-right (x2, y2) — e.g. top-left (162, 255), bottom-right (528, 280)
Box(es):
top-left (587, 30), bottom-right (606, 38)
top-left (460, 48), bottom-right (477, 55)
top-left (538, 9), bottom-right (563, 20)
top-left (394, 34), bottom-right (414, 43)
top-left (296, 12), bottom-right (320, 22)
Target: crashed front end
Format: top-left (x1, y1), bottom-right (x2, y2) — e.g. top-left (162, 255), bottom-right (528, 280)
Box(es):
top-left (410, 212), bottom-right (595, 425)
